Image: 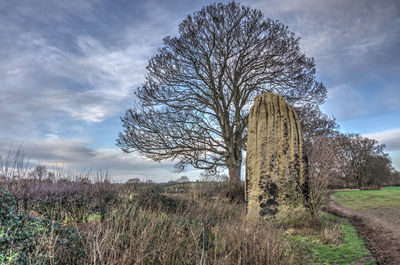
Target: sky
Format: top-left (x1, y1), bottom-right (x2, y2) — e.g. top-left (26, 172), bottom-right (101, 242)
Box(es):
top-left (0, 0), bottom-right (399, 182)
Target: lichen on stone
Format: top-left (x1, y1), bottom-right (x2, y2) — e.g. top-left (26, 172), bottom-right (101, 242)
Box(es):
top-left (245, 92), bottom-right (308, 220)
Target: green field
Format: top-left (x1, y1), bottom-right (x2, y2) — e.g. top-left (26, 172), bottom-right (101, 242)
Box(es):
top-left (333, 186), bottom-right (400, 210)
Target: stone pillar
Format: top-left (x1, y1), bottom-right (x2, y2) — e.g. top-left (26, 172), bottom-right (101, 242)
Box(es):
top-left (245, 92), bottom-right (307, 220)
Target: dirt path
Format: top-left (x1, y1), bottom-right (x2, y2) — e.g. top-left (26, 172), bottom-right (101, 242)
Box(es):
top-left (327, 195), bottom-right (400, 265)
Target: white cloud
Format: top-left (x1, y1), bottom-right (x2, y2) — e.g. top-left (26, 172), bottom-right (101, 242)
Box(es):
top-left (0, 138), bottom-right (186, 182)
top-left (364, 128), bottom-right (400, 152)
top-left (391, 151), bottom-right (400, 170)
top-left (247, 0), bottom-right (400, 59)
top-left (246, 0), bottom-right (400, 121)
top-left (321, 83), bottom-right (367, 120)
top-left (0, 1), bottom-right (181, 131)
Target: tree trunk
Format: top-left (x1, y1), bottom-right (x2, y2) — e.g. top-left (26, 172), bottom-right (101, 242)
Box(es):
top-left (228, 162), bottom-right (241, 188)
top-left (227, 150), bottom-right (242, 197)
top-left (225, 125), bottom-right (243, 197)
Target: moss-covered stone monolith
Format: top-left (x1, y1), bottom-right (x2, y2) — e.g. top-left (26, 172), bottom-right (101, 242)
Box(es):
top-left (245, 92), bottom-right (307, 220)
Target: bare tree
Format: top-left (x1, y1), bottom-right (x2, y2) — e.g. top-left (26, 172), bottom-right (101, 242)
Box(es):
top-left (126, 178), bottom-right (141, 184)
top-left (389, 170), bottom-right (400, 186)
top-left (336, 134), bottom-right (389, 189)
top-left (306, 136), bottom-right (340, 219)
top-left (117, 2), bottom-right (326, 190)
top-left (363, 154), bottom-right (392, 189)
top-left (296, 105), bottom-right (338, 151)
top-left (176, 175), bottom-right (189, 183)
top-left (30, 165), bottom-right (47, 181)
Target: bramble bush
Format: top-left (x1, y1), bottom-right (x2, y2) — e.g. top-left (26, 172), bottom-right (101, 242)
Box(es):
top-left (4, 178), bottom-right (120, 223)
top-left (0, 188), bottom-right (83, 264)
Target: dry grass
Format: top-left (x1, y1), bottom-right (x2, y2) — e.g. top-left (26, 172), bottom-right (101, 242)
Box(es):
top-left (319, 222), bottom-right (342, 245)
top-left (0, 148), bottom-right (310, 264)
top-left (1, 177), bottom-right (310, 264)
top-left (78, 196), bottom-right (307, 265)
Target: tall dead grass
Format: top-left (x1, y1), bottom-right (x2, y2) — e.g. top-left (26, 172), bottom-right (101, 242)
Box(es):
top-left (78, 197), bottom-right (308, 265)
top-left (1, 146), bottom-right (309, 264)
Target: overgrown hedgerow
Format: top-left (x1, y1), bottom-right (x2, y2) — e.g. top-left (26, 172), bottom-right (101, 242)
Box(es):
top-left (0, 188), bottom-right (83, 265)
top-left (4, 179), bottom-right (120, 223)
top-left (1, 180), bottom-right (313, 264)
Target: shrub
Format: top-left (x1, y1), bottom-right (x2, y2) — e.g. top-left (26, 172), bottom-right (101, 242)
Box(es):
top-left (4, 178), bottom-right (120, 223)
top-left (133, 184), bottom-right (187, 213)
top-left (0, 187), bottom-right (83, 264)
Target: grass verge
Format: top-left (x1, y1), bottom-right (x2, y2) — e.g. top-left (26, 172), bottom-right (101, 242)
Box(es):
top-left (289, 214), bottom-right (373, 265)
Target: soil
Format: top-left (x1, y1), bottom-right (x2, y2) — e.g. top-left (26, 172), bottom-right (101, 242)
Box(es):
top-left (327, 195), bottom-right (400, 265)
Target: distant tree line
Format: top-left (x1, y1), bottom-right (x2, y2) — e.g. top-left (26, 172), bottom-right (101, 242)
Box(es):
top-left (311, 133), bottom-right (398, 189)
top-left (295, 104), bottom-right (398, 191)
top-left (304, 119), bottom-right (399, 218)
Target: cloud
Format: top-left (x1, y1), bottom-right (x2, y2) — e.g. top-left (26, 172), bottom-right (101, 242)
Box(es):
top-left (0, 137), bottom-right (183, 182)
top-left (364, 128), bottom-right (400, 170)
top-left (246, 0), bottom-right (400, 121)
top-left (391, 152), bottom-right (400, 170)
top-left (248, 0), bottom-right (400, 61)
top-left (364, 128), bottom-right (400, 152)
top-left (0, 3), bottom-right (175, 139)
top-left (0, 32), bottom-right (138, 123)
top-left (321, 83), bottom-right (367, 120)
